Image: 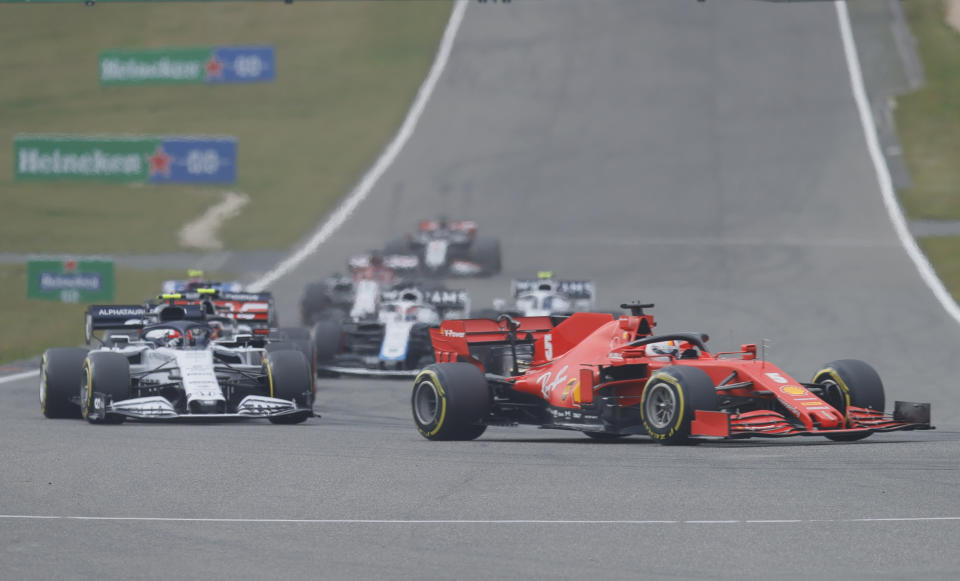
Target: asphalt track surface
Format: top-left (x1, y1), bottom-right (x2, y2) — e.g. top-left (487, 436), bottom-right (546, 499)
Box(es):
top-left (3, 1), bottom-right (960, 579)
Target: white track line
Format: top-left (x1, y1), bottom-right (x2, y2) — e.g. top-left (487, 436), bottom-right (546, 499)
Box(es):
top-left (0, 515), bottom-right (957, 525)
top-left (0, 369), bottom-right (39, 385)
top-left (247, 0), bottom-right (469, 293)
top-left (6, 8), bottom-right (947, 384)
top-left (835, 0), bottom-right (960, 324)
top-left (1, 3), bottom-right (469, 382)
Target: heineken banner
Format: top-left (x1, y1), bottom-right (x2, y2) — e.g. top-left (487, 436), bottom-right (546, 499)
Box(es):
top-left (14, 135), bottom-right (237, 183)
top-left (27, 259), bottom-right (115, 303)
top-left (99, 46), bottom-right (275, 85)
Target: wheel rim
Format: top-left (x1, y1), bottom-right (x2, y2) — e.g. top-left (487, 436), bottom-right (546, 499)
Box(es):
top-left (80, 365), bottom-right (92, 417)
top-left (644, 382), bottom-right (677, 429)
top-left (39, 366), bottom-right (47, 410)
top-left (819, 377), bottom-right (847, 412)
top-left (413, 379), bottom-right (441, 425)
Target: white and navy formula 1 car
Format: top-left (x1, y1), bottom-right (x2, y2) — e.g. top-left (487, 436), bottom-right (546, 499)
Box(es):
top-left (310, 286), bottom-right (470, 377)
top-left (41, 304), bottom-right (314, 424)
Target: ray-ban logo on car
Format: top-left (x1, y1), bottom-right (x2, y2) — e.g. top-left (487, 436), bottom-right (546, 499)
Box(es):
top-left (537, 365), bottom-right (570, 399)
top-left (442, 329), bottom-right (466, 338)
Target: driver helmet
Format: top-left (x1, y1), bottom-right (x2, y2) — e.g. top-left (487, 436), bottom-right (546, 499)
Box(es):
top-left (369, 251), bottom-right (385, 268)
top-left (404, 305), bottom-right (420, 321)
top-left (414, 306), bottom-right (440, 325)
top-left (187, 327), bottom-right (210, 348)
top-left (645, 340), bottom-right (680, 359)
top-left (164, 329), bottom-right (183, 348)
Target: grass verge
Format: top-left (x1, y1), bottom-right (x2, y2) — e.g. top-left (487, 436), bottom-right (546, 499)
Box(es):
top-left (0, 264), bottom-right (230, 365)
top-left (896, 0), bottom-right (960, 219)
top-left (917, 236), bottom-right (960, 293)
top-left (0, 2), bottom-right (451, 253)
top-left (895, 1), bottom-right (960, 302)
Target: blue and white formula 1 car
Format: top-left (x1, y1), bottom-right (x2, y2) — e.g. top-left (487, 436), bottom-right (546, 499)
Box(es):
top-left (41, 304), bottom-right (314, 424)
top-left (310, 286), bottom-right (470, 377)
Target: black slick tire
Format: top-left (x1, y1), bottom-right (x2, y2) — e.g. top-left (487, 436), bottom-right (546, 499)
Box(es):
top-left (812, 359), bottom-right (885, 442)
top-left (471, 237), bottom-right (501, 276)
top-left (264, 349), bottom-right (312, 424)
top-left (300, 283), bottom-right (331, 326)
top-left (311, 319), bottom-right (343, 376)
top-left (81, 352), bottom-right (130, 424)
top-left (267, 337), bottom-right (317, 391)
top-left (40, 348), bottom-right (88, 419)
top-left (405, 323), bottom-right (435, 370)
top-left (412, 363), bottom-right (490, 441)
top-left (640, 366), bottom-right (717, 444)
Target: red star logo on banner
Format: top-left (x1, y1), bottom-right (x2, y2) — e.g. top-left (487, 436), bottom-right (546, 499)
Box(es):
top-left (64, 260), bottom-right (76, 272)
top-left (147, 146), bottom-right (172, 178)
top-left (205, 57), bottom-right (224, 79)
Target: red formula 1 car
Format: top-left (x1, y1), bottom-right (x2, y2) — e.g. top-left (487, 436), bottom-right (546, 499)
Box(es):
top-left (411, 303), bottom-right (932, 443)
top-left (157, 289), bottom-right (276, 335)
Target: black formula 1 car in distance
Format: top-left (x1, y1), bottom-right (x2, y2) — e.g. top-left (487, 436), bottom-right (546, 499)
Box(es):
top-left (352, 218), bottom-right (501, 278)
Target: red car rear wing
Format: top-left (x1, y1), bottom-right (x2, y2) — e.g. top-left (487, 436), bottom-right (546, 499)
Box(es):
top-left (430, 316), bottom-right (554, 365)
top-left (431, 312), bottom-right (619, 368)
top-left (168, 298), bottom-right (271, 326)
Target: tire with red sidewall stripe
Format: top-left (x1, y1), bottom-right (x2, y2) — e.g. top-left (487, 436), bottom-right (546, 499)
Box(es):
top-left (412, 363), bottom-right (489, 441)
top-left (640, 365), bottom-right (717, 444)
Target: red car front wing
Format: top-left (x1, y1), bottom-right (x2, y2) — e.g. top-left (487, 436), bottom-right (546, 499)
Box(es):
top-left (691, 404), bottom-right (932, 439)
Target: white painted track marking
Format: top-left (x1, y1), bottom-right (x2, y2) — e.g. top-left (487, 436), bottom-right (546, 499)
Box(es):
top-left (0, 369), bottom-right (39, 385)
top-left (2, 3), bottom-right (467, 383)
top-left (835, 0), bottom-right (960, 324)
top-left (247, 0), bottom-right (469, 293)
top-left (1, 515), bottom-right (958, 525)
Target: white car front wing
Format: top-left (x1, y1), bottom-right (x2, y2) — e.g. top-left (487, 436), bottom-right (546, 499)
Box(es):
top-left (101, 394), bottom-right (308, 421)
